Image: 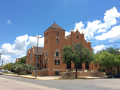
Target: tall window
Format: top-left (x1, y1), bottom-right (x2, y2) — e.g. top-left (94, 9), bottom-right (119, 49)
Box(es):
top-left (95, 64), bottom-right (97, 68)
top-left (58, 59), bottom-right (60, 65)
top-left (56, 38), bottom-right (59, 44)
top-left (56, 52), bottom-right (59, 57)
top-left (77, 35), bottom-right (79, 39)
top-left (55, 59), bottom-right (57, 65)
top-left (37, 63), bottom-right (39, 67)
top-left (30, 54), bottom-right (32, 60)
top-left (46, 52), bottom-right (47, 57)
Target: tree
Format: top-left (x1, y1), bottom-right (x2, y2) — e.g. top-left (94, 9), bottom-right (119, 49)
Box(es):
top-left (62, 42), bottom-right (95, 78)
top-left (2, 63), bottom-right (13, 71)
top-left (115, 55), bottom-right (120, 73)
top-left (17, 56), bottom-right (26, 64)
top-left (95, 51), bottom-right (117, 76)
top-left (13, 64), bottom-right (35, 75)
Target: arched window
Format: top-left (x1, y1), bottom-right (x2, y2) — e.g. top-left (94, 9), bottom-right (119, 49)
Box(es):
top-left (55, 59), bottom-right (57, 65)
top-left (77, 35), bottom-right (79, 39)
top-left (56, 38), bottom-right (59, 44)
top-left (58, 59), bottom-right (60, 65)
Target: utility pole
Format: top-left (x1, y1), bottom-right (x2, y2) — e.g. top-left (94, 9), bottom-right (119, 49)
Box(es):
top-left (29, 35), bottom-right (42, 78)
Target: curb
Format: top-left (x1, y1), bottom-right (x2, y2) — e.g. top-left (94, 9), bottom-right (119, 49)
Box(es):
top-left (3, 74), bottom-right (41, 80)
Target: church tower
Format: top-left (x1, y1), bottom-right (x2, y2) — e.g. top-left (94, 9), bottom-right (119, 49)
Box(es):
top-left (44, 22), bottom-right (66, 75)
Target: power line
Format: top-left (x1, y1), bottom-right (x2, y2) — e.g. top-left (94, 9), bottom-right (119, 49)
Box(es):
top-left (92, 42), bottom-right (120, 47)
top-left (62, 4), bottom-right (120, 27)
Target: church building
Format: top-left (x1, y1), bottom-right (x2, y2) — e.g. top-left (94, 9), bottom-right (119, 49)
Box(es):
top-left (26, 22), bottom-right (99, 76)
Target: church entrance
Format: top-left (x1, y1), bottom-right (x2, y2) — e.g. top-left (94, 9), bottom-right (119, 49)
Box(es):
top-left (85, 62), bottom-right (89, 69)
top-left (67, 63), bottom-right (71, 69)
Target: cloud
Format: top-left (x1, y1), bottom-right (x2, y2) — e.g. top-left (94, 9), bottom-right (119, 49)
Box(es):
top-left (103, 7), bottom-right (120, 28)
top-left (97, 29), bottom-right (106, 33)
top-left (65, 31), bottom-right (71, 36)
top-left (93, 45), bottom-right (106, 53)
top-left (7, 20), bottom-right (11, 24)
top-left (0, 55), bottom-right (15, 65)
top-left (0, 35), bottom-right (29, 55)
top-left (28, 35), bottom-right (44, 47)
top-left (70, 7), bottom-right (120, 41)
top-left (95, 25), bottom-right (120, 42)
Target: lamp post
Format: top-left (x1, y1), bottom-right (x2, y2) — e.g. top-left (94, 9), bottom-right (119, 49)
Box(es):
top-left (29, 35), bottom-right (42, 78)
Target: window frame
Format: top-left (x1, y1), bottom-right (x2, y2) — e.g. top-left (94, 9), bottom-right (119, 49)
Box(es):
top-left (56, 52), bottom-right (59, 57)
top-left (77, 35), bottom-right (79, 39)
top-left (56, 38), bottom-right (59, 44)
top-left (55, 59), bottom-right (57, 65)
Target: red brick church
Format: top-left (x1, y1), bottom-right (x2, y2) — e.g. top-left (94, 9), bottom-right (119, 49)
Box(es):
top-left (26, 22), bottom-right (99, 76)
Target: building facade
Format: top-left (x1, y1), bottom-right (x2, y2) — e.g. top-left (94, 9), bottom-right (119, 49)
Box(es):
top-left (27, 22), bottom-right (99, 76)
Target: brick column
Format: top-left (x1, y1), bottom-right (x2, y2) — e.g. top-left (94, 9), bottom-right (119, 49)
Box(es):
top-left (71, 63), bottom-right (74, 70)
top-left (82, 63), bottom-right (85, 70)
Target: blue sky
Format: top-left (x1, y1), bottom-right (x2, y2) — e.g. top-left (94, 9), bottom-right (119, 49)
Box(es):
top-left (0, 0), bottom-right (120, 65)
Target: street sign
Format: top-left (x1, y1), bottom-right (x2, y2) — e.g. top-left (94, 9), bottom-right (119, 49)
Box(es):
top-left (56, 63), bottom-right (59, 65)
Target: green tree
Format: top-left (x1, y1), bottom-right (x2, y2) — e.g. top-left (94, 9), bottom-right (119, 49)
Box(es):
top-left (95, 51), bottom-right (117, 76)
top-left (13, 64), bottom-right (35, 75)
top-left (62, 42), bottom-right (95, 78)
top-left (2, 63), bottom-right (13, 71)
top-left (17, 56), bottom-right (26, 64)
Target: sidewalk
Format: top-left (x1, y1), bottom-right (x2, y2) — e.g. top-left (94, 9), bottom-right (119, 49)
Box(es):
top-left (3, 74), bottom-right (105, 80)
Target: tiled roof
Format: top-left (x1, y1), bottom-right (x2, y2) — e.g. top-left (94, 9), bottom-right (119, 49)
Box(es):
top-left (33, 47), bottom-right (44, 55)
top-left (44, 22), bottom-right (65, 32)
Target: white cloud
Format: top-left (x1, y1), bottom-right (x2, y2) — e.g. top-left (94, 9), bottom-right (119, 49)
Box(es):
top-left (65, 31), bottom-right (71, 36)
top-left (28, 35), bottom-right (44, 47)
top-left (7, 20), bottom-right (11, 24)
top-left (97, 29), bottom-right (106, 33)
top-left (104, 7), bottom-right (120, 28)
top-left (71, 7), bottom-right (120, 41)
top-left (95, 25), bottom-right (120, 42)
top-left (0, 35), bottom-right (29, 55)
top-left (93, 45), bottom-right (106, 53)
top-left (0, 55), bottom-right (15, 65)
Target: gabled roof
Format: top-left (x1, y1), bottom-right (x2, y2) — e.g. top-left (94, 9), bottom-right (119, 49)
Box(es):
top-left (33, 47), bottom-right (44, 55)
top-left (44, 22), bottom-right (65, 32)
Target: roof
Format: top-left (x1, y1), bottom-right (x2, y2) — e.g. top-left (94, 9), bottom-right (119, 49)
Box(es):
top-left (33, 47), bottom-right (44, 55)
top-left (44, 22), bottom-right (65, 32)
top-left (66, 34), bottom-right (71, 39)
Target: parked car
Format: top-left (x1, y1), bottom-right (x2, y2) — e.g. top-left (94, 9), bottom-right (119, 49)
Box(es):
top-left (0, 70), bottom-right (2, 75)
top-left (112, 74), bottom-right (120, 78)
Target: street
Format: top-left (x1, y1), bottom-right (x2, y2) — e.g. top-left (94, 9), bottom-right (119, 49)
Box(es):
top-left (0, 75), bottom-right (120, 90)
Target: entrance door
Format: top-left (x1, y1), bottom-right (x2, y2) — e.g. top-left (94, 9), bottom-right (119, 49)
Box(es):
top-left (85, 62), bottom-right (89, 69)
top-left (55, 71), bottom-right (59, 76)
top-left (67, 63), bottom-right (71, 69)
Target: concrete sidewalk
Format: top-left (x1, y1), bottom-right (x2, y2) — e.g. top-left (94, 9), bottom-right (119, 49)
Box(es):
top-left (3, 74), bottom-right (105, 80)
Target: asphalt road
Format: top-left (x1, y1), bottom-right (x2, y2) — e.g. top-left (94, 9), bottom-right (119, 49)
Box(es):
top-left (0, 75), bottom-right (120, 90)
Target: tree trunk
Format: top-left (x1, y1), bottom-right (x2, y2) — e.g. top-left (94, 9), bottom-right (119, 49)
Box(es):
top-left (75, 64), bottom-right (77, 78)
top-left (110, 67), bottom-right (112, 75)
top-left (107, 68), bottom-right (109, 77)
top-left (118, 65), bottom-right (119, 74)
